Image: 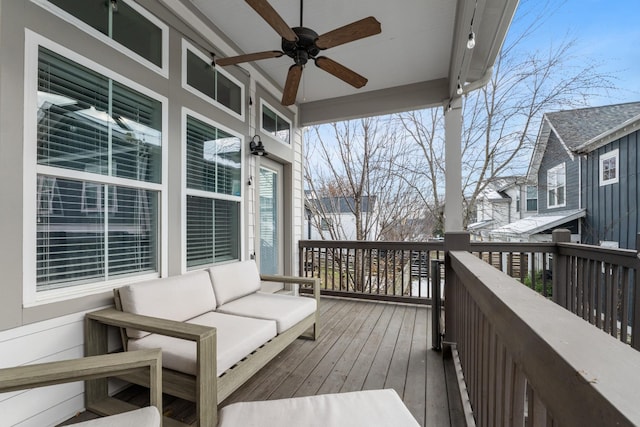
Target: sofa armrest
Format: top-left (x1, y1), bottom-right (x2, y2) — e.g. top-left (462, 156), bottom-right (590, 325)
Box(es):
top-left (0, 349), bottom-right (162, 426)
top-left (86, 308), bottom-right (216, 342)
top-left (0, 349), bottom-right (161, 393)
top-left (260, 274), bottom-right (321, 302)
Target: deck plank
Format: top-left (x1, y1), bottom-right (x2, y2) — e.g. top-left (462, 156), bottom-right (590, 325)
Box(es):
top-left (363, 304), bottom-right (407, 390)
top-left (404, 306), bottom-right (429, 426)
top-left (316, 302), bottom-right (386, 395)
top-left (339, 302), bottom-right (397, 392)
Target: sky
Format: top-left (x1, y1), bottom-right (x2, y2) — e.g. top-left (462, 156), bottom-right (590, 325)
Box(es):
top-left (507, 0), bottom-right (640, 105)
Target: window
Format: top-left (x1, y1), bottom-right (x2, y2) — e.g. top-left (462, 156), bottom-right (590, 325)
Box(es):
top-left (185, 114), bottom-right (241, 267)
top-left (526, 185), bottom-right (538, 212)
top-left (35, 46), bottom-right (162, 292)
top-left (515, 193), bottom-right (520, 212)
top-left (261, 101), bottom-right (291, 144)
top-left (43, 0), bottom-right (166, 73)
top-left (600, 149), bottom-right (619, 186)
top-left (183, 41), bottom-right (244, 118)
top-left (547, 163), bottom-right (566, 208)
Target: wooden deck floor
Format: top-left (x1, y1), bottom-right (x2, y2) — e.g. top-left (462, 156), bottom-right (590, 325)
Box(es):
top-left (62, 298), bottom-right (464, 426)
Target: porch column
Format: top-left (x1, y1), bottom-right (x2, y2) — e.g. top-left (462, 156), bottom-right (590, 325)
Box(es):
top-left (444, 98), bottom-right (463, 232)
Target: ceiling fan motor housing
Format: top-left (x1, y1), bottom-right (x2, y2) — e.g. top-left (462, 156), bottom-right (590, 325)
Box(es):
top-left (282, 27), bottom-right (320, 65)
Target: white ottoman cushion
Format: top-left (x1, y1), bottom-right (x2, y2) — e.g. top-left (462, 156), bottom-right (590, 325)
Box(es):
top-left (128, 312), bottom-right (276, 376)
top-left (70, 406), bottom-right (160, 427)
top-left (217, 292), bottom-right (317, 333)
top-left (218, 389), bottom-right (420, 427)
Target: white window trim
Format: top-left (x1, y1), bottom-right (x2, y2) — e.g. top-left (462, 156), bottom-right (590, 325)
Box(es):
top-left (23, 30), bottom-right (168, 306)
top-left (181, 107), bottom-right (245, 273)
top-left (31, 0), bottom-right (169, 77)
top-left (547, 163), bottom-right (566, 209)
top-left (599, 149), bottom-right (619, 186)
top-left (526, 185), bottom-right (538, 212)
top-left (260, 99), bottom-right (292, 145)
top-left (181, 39), bottom-right (245, 122)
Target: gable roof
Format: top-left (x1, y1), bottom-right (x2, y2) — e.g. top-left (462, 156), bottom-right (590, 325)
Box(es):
top-left (528, 102), bottom-right (640, 180)
top-left (547, 102), bottom-right (640, 151)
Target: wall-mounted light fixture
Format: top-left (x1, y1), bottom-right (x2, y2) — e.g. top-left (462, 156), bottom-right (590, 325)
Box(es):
top-left (249, 135), bottom-right (268, 156)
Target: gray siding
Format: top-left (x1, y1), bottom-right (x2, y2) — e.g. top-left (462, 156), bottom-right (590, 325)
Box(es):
top-left (581, 130), bottom-right (640, 249)
top-left (537, 132), bottom-right (580, 213)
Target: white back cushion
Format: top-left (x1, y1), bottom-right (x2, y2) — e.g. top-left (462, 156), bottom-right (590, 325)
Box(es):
top-left (208, 260), bottom-right (261, 306)
top-left (118, 270), bottom-right (217, 339)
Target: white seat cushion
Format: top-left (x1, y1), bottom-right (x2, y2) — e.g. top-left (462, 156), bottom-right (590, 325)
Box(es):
top-left (118, 270), bottom-right (217, 339)
top-left (218, 389), bottom-right (420, 427)
top-left (128, 312), bottom-right (276, 376)
top-left (70, 407), bottom-right (160, 427)
top-left (208, 260), bottom-right (261, 305)
top-left (217, 292), bottom-right (317, 334)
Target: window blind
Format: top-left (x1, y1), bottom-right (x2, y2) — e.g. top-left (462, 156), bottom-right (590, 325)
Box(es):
top-left (185, 116), bottom-right (241, 268)
top-left (36, 176), bottom-right (158, 290)
top-left (35, 47), bottom-right (161, 291)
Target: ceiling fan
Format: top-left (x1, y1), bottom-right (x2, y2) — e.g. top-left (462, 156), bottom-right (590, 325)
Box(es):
top-left (215, 0), bottom-right (381, 106)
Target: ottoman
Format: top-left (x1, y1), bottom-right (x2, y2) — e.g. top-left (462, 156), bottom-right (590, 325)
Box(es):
top-left (218, 389), bottom-right (420, 426)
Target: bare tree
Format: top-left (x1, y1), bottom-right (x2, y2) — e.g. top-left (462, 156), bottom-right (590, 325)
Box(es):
top-left (304, 116), bottom-right (426, 241)
top-left (397, 0), bottom-right (615, 226)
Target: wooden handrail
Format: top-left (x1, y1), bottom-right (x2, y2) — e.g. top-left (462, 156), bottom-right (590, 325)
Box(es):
top-left (447, 250), bottom-right (640, 426)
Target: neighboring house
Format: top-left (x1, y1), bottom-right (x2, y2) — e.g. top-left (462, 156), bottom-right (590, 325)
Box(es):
top-left (467, 176), bottom-right (538, 240)
top-left (577, 104), bottom-right (640, 248)
top-left (305, 195), bottom-right (379, 240)
top-left (494, 102), bottom-right (640, 245)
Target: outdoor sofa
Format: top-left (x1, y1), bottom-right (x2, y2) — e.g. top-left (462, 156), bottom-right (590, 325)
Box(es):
top-left (85, 260), bottom-right (320, 427)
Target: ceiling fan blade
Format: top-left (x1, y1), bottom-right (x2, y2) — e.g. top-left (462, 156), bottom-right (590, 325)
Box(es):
top-left (246, 0), bottom-right (298, 42)
top-left (216, 51), bottom-right (283, 66)
top-left (315, 16), bottom-right (381, 50)
top-left (281, 64), bottom-right (303, 106)
top-left (315, 56), bottom-right (367, 88)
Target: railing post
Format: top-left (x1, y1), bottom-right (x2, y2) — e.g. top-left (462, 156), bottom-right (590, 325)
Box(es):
top-left (633, 234), bottom-right (640, 350)
top-left (552, 229), bottom-right (571, 308)
top-left (431, 259), bottom-right (444, 350)
top-left (444, 232), bottom-right (470, 345)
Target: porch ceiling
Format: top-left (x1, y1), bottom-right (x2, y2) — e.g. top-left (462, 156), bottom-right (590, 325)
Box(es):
top-left (181, 0), bottom-right (519, 125)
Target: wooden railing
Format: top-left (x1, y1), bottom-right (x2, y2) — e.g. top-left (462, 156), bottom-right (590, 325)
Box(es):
top-left (469, 230), bottom-right (640, 349)
top-left (299, 231), bottom-right (640, 348)
top-left (469, 241), bottom-right (556, 298)
top-left (446, 250), bottom-right (640, 426)
top-left (298, 240), bottom-right (444, 304)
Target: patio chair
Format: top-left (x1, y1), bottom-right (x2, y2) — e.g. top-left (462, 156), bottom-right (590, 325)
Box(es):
top-left (0, 349), bottom-right (162, 427)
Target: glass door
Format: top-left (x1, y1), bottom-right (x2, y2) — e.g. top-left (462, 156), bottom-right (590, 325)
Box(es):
top-left (258, 161), bottom-right (283, 275)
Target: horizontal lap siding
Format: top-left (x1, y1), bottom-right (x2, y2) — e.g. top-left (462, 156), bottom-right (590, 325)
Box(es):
top-left (0, 313), bottom-right (85, 426)
top-left (582, 131), bottom-right (640, 249)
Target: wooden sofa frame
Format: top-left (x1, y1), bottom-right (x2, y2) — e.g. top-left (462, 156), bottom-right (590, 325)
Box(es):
top-left (0, 349), bottom-right (162, 425)
top-left (85, 274), bottom-right (320, 427)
